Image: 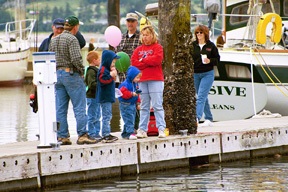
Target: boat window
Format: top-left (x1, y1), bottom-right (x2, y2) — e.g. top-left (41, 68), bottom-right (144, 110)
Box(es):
top-left (230, 0), bottom-right (281, 25)
top-left (284, 0), bottom-right (288, 16)
top-left (262, 0), bottom-right (280, 14)
top-left (230, 3), bottom-right (249, 25)
top-left (225, 64), bottom-right (251, 79)
top-left (214, 66), bottom-right (219, 77)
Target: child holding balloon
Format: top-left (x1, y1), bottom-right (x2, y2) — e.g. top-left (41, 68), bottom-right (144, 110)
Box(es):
top-left (118, 66), bottom-right (142, 140)
top-left (96, 50), bottom-right (120, 143)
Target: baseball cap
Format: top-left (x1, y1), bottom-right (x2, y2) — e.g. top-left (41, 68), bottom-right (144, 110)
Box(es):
top-left (126, 13), bottom-right (138, 21)
top-left (52, 18), bottom-right (65, 28)
top-left (65, 15), bottom-right (81, 26)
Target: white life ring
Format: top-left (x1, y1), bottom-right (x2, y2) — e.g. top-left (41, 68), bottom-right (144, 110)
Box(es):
top-left (256, 13), bottom-right (282, 44)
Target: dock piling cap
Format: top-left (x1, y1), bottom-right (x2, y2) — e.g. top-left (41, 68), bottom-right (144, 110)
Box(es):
top-left (179, 129), bottom-right (188, 136)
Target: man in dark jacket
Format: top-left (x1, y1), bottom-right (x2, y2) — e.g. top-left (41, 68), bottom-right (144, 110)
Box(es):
top-left (39, 18), bottom-right (86, 52)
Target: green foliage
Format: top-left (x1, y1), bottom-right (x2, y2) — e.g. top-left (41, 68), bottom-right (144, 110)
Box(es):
top-left (85, 0), bottom-right (106, 4)
top-left (0, 8), bottom-right (12, 30)
top-left (1, 0), bottom-right (216, 33)
top-left (64, 3), bottom-right (74, 17)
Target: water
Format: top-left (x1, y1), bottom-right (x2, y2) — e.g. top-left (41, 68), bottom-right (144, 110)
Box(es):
top-left (1, 84), bottom-right (288, 191)
top-left (0, 84), bottom-right (121, 145)
top-left (43, 156), bottom-right (288, 191)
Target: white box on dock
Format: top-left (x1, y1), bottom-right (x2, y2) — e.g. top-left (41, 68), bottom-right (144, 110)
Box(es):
top-left (32, 52), bottom-right (56, 85)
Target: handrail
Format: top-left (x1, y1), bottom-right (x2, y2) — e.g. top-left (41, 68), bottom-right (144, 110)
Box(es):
top-left (4, 19), bottom-right (36, 42)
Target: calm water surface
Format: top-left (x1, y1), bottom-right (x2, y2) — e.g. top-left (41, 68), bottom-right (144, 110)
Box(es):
top-left (0, 84), bottom-right (121, 145)
top-left (1, 84), bottom-right (288, 191)
top-left (44, 156), bottom-right (288, 191)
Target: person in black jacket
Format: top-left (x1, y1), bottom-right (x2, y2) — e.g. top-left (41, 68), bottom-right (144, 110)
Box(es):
top-left (85, 51), bottom-right (102, 141)
top-left (39, 18), bottom-right (86, 52)
top-left (191, 25), bottom-right (220, 127)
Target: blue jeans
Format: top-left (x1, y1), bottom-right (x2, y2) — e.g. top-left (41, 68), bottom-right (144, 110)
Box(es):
top-left (138, 81), bottom-right (166, 132)
top-left (55, 70), bottom-right (87, 138)
top-left (208, 12), bottom-right (217, 29)
top-left (119, 102), bottom-right (136, 138)
top-left (100, 102), bottom-right (112, 137)
top-left (87, 98), bottom-right (101, 138)
top-left (194, 70), bottom-right (214, 121)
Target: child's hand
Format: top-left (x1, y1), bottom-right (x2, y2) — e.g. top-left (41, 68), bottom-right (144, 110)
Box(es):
top-left (132, 92), bottom-right (137, 96)
top-left (110, 69), bottom-right (117, 80)
top-left (136, 104), bottom-right (140, 110)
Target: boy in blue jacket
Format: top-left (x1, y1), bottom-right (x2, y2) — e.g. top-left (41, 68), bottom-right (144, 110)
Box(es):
top-left (96, 50), bottom-right (120, 143)
top-left (118, 66), bottom-right (142, 140)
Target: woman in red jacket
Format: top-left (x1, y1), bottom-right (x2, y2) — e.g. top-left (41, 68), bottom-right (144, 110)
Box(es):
top-left (131, 25), bottom-right (166, 138)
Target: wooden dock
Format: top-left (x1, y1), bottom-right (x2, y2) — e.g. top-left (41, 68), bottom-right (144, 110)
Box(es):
top-left (1, 116), bottom-right (288, 191)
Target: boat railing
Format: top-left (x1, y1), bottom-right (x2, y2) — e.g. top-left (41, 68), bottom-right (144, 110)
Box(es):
top-left (4, 19), bottom-right (36, 42)
top-left (144, 2), bottom-right (288, 51)
top-left (0, 19), bottom-right (36, 52)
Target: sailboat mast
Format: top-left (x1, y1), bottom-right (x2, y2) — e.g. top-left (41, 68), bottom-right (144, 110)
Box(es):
top-left (15, 0), bottom-right (26, 21)
top-left (15, 0), bottom-right (26, 38)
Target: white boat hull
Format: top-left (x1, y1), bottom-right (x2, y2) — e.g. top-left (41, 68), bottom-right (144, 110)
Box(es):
top-left (0, 19), bottom-right (35, 86)
top-left (208, 80), bottom-right (268, 121)
top-left (219, 49), bottom-right (288, 117)
top-left (265, 84), bottom-right (288, 115)
top-left (0, 49), bottom-right (30, 86)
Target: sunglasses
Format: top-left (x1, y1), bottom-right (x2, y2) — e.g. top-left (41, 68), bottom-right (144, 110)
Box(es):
top-left (196, 31), bottom-right (203, 34)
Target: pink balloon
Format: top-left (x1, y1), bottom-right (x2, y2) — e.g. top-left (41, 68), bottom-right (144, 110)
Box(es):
top-left (104, 25), bottom-right (122, 48)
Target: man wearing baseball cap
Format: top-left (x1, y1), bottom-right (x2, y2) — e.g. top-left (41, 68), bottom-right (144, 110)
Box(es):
top-left (64, 16), bottom-right (86, 49)
top-left (117, 13), bottom-right (141, 58)
top-left (39, 18), bottom-right (65, 51)
top-left (116, 12), bottom-right (141, 84)
top-left (49, 15), bottom-right (97, 145)
top-left (39, 17), bottom-right (86, 51)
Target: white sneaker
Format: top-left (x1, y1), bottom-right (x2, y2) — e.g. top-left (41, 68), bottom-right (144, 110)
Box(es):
top-left (199, 120), bottom-right (213, 127)
top-left (129, 134), bottom-right (137, 140)
top-left (158, 130), bottom-right (166, 138)
top-left (136, 129), bottom-right (148, 138)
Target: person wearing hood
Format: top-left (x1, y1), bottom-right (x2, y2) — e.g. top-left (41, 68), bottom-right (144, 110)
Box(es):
top-left (96, 50), bottom-right (120, 143)
top-left (118, 66), bottom-right (142, 140)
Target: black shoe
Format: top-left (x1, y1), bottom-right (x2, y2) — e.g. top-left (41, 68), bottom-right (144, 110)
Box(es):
top-left (102, 134), bottom-right (118, 143)
top-left (89, 135), bottom-right (103, 142)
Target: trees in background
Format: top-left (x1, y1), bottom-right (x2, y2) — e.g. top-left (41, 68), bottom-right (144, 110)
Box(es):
top-left (0, 9), bottom-right (12, 30)
top-left (29, 0), bottom-right (160, 32)
top-left (1, 0), bottom-right (208, 33)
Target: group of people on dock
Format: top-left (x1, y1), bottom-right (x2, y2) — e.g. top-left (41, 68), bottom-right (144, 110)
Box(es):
top-left (39, 10), bottom-right (220, 145)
